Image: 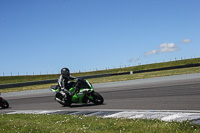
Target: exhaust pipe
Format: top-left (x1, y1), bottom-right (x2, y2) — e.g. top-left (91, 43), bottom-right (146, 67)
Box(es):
top-left (55, 98), bottom-right (65, 104)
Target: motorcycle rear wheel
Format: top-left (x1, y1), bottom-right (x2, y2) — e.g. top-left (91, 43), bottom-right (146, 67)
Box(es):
top-left (1, 99), bottom-right (9, 108)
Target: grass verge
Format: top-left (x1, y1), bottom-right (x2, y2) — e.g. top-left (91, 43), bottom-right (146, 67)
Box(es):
top-left (89, 66), bottom-right (200, 83)
top-left (0, 83), bottom-right (56, 93)
top-left (0, 114), bottom-right (199, 133)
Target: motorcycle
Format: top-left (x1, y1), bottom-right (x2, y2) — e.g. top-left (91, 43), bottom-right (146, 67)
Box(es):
top-left (49, 79), bottom-right (104, 106)
top-left (0, 92), bottom-right (9, 109)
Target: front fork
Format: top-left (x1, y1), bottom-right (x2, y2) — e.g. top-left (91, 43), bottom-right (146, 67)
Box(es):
top-left (85, 91), bottom-right (95, 103)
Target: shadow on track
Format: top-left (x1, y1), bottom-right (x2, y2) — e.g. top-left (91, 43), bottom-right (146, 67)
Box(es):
top-left (63, 103), bottom-right (106, 108)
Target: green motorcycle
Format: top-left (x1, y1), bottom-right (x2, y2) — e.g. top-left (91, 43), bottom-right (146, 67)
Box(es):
top-left (49, 79), bottom-right (104, 106)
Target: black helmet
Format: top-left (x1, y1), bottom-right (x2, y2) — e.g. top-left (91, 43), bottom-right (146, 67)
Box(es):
top-left (61, 68), bottom-right (70, 78)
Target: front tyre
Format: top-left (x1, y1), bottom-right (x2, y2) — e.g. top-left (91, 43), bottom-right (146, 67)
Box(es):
top-left (92, 92), bottom-right (104, 105)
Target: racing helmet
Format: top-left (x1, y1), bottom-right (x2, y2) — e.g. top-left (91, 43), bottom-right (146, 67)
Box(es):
top-left (61, 68), bottom-right (70, 78)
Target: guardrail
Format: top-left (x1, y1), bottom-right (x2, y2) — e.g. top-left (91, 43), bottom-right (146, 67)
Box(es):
top-left (0, 63), bottom-right (200, 89)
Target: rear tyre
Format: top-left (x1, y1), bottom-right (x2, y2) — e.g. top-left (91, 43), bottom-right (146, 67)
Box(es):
top-left (92, 92), bottom-right (104, 105)
top-left (1, 99), bottom-right (9, 108)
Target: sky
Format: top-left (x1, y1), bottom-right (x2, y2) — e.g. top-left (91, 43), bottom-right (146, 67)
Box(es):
top-left (0, 0), bottom-right (200, 76)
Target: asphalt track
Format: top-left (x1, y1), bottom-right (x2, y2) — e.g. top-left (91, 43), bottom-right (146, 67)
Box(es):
top-left (1, 73), bottom-right (200, 111)
top-left (1, 73), bottom-right (200, 123)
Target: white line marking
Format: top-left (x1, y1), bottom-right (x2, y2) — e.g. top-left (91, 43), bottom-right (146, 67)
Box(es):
top-left (129, 114), bottom-right (144, 119)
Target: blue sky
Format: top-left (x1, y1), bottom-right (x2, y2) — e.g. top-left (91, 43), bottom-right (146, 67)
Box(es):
top-left (0, 0), bottom-right (200, 76)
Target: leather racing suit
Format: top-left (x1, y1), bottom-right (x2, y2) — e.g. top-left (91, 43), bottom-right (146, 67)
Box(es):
top-left (58, 75), bottom-right (83, 96)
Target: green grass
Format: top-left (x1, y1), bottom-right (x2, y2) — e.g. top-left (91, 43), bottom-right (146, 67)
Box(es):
top-left (0, 74), bottom-right (60, 85)
top-left (0, 114), bottom-right (200, 133)
top-left (0, 83), bottom-right (56, 93)
top-left (89, 66), bottom-right (200, 83)
top-left (1, 58), bottom-right (200, 85)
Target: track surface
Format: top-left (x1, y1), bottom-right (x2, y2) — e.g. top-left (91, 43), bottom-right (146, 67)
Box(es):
top-left (1, 73), bottom-right (200, 111)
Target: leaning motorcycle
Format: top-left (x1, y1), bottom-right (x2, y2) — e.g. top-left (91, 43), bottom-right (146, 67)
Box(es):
top-left (0, 93), bottom-right (9, 108)
top-left (49, 79), bottom-right (104, 106)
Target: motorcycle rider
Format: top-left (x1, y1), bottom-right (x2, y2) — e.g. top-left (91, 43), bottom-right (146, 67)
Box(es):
top-left (58, 67), bottom-right (82, 100)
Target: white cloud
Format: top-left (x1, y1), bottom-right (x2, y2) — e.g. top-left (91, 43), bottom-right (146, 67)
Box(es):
top-left (144, 42), bottom-right (178, 56)
top-left (159, 43), bottom-right (178, 53)
top-left (128, 57), bottom-right (141, 63)
top-left (144, 49), bottom-right (158, 55)
top-left (182, 39), bottom-right (191, 44)
top-left (128, 38), bottom-right (191, 64)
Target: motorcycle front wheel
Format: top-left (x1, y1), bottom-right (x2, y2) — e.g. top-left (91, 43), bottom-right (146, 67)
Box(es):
top-left (92, 92), bottom-right (104, 105)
